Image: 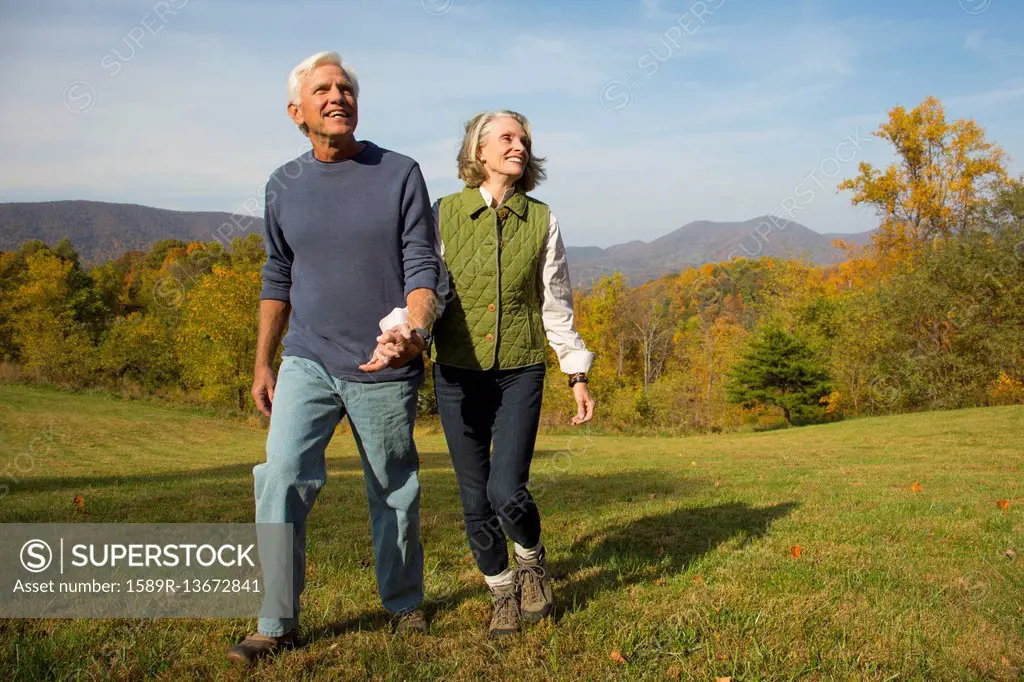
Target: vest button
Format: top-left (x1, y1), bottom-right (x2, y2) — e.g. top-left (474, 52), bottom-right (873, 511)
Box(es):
top-left (487, 303), bottom-right (496, 312)
top-left (485, 333), bottom-right (494, 342)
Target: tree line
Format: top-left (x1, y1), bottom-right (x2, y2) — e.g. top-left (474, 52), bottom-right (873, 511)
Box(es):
top-left (2, 97), bottom-right (1022, 432)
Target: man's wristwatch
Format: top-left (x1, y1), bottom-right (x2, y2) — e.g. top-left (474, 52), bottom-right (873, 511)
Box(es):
top-left (568, 372), bottom-right (588, 388)
top-left (412, 327), bottom-right (433, 354)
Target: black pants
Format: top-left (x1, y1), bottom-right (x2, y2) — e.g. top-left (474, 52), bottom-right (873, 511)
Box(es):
top-left (433, 362), bottom-right (545, 576)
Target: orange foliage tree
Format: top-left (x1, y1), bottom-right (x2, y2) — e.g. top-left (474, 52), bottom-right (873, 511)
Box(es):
top-left (838, 96), bottom-right (1009, 261)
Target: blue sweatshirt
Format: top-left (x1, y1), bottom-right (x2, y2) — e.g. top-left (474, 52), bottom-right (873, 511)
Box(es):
top-left (260, 142), bottom-right (439, 382)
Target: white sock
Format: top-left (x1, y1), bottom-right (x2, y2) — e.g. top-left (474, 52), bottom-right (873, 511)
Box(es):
top-left (483, 568), bottom-right (515, 589)
top-left (514, 540), bottom-right (544, 564)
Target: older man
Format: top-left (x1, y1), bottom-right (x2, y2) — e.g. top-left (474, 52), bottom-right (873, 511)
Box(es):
top-left (227, 51), bottom-right (439, 664)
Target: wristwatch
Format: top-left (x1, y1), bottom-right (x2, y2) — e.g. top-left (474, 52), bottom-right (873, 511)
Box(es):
top-left (413, 327), bottom-right (433, 354)
top-left (568, 372), bottom-right (588, 388)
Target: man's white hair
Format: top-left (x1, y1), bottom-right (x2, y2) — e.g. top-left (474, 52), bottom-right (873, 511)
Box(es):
top-left (287, 50), bottom-right (359, 107)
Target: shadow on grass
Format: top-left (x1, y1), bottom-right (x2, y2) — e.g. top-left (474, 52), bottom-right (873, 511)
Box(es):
top-left (8, 447), bottom-right (463, 496)
top-left (553, 500), bottom-right (799, 619)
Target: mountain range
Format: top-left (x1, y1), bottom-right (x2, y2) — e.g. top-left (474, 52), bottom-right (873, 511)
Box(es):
top-left (0, 200), bottom-right (874, 285)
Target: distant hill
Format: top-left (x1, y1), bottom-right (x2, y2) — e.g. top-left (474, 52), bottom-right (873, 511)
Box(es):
top-left (0, 201), bottom-right (873, 284)
top-left (0, 201), bottom-right (264, 264)
top-left (566, 217), bottom-right (874, 286)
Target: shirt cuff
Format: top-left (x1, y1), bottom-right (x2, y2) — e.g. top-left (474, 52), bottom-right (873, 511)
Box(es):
top-left (403, 272), bottom-right (438, 297)
top-left (259, 287), bottom-right (290, 304)
top-left (558, 349), bottom-right (595, 375)
top-left (380, 307), bottom-right (409, 332)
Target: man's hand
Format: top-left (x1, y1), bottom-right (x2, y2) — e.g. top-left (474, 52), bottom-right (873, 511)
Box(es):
top-left (358, 324), bottom-right (426, 373)
top-left (571, 382), bottom-right (595, 425)
top-left (252, 365), bottom-right (277, 417)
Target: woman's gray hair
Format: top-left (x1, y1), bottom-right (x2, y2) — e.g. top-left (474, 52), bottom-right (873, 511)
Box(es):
top-left (287, 51), bottom-right (359, 134)
top-left (457, 110), bottom-right (547, 193)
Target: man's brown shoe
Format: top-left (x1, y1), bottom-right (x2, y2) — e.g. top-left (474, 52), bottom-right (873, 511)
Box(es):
top-left (488, 582), bottom-right (520, 638)
top-left (393, 608), bottom-right (428, 634)
top-left (516, 549), bottom-right (554, 623)
top-left (226, 630), bottom-right (297, 664)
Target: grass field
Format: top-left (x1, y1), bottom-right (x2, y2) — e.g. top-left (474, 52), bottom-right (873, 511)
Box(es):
top-left (0, 383), bottom-right (1022, 681)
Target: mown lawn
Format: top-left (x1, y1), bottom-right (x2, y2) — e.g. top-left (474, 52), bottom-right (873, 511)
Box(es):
top-left (0, 383), bottom-right (1021, 681)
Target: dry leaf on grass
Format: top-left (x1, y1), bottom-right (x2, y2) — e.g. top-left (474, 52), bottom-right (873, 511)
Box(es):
top-left (910, 482), bottom-right (923, 493)
top-left (996, 499), bottom-right (1010, 510)
top-left (73, 495), bottom-right (85, 508)
top-left (1005, 548), bottom-right (1017, 561)
top-left (790, 545), bottom-right (803, 558)
top-left (716, 677), bottom-right (732, 682)
top-left (609, 650), bottom-right (627, 664)
top-left (693, 575), bottom-right (704, 586)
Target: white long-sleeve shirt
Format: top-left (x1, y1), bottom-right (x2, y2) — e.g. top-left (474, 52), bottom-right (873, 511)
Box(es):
top-left (382, 187), bottom-right (594, 374)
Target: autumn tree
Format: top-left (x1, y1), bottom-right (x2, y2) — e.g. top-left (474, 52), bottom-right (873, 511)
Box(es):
top-left (177, 265), bottom-right (261, 409)
top-left (626, 284), bottom-right (674, 390)
top-left (574, 273), bottom-right (632, 382)
top-left (726, 326), bottom-right (832, 425)
top-left (838, 96), bottom-right (1009, 261)
top-left (9, 251), bottom-right (96, 381)
top-left (98, 312), bottom-right (181, 389)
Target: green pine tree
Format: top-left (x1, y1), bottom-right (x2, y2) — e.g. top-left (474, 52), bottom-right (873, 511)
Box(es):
top-left (726, 326), bottom-right (832, 425)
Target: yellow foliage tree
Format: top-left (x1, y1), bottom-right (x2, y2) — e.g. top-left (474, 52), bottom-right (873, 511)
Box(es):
top-left (177, 266), bottom-right (261, 409)
top-left (10, 252), bottom-right (94, 382)
top-left (838, 96), bottom-right (1009, 261)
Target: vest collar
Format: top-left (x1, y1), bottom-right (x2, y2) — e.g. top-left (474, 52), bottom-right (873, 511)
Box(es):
top-left (461, 186), bottom-right (528, 220)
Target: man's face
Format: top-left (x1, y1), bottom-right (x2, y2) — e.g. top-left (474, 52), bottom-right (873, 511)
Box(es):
top-left (289, 64), bottom-right (358, 139)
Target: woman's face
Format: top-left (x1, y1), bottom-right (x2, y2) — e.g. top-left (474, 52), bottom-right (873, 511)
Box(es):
top-left (477, 116), bottom-right (529, 184)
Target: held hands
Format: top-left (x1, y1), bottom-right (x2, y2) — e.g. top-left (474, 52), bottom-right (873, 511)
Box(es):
top-left (358, 323), bottom-right (426, 373)
top-left (571, 381), bottom-right (595, 425)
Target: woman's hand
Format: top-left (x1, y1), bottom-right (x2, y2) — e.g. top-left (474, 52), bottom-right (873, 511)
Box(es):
top-left (358, 324), bottom-right (425, 373)
top-left (571, 381), bottom-right (595, 425)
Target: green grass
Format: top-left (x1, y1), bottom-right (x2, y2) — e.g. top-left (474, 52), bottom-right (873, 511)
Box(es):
top-left (0, 383), bottom-right (1022, 681)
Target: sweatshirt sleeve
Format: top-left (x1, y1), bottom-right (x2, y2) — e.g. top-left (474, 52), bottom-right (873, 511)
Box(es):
top-left (400, 163), bottom-right (440, 296)
top-left (259, 182), bottom-right (293, 302)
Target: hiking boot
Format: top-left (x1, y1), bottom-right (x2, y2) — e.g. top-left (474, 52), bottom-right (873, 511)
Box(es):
top-left (226, 630), bottom-right (297, 664)
top-left (393, 608), bottom-right (428, 634)
top-left (488, 582), bottom-right (520, 638)
top-left (516, 549), bottom-right (553, 623)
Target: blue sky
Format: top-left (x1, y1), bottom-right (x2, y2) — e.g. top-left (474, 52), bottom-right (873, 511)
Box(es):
top-left (1, 0), bottom-right (1022, 247)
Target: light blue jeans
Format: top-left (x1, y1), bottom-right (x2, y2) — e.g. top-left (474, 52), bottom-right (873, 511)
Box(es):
top-left (254, 355), bottom-right (423, 636)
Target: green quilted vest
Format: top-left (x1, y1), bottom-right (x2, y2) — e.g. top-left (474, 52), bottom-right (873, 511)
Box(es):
top-left (431, 186), bottom-right (549, 370)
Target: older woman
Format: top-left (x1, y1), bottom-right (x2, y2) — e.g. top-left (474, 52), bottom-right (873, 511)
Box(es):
top-left (428, 110), bottom-right (595, 637)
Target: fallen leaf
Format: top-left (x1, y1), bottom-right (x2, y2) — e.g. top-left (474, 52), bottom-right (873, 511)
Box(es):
top-left (910, 482), bottom-right (923, 493)
top-left (609, 650), bottom-right (627, 665)
top-left (997, 499), bottom-right (1010, 510)
top-left (692, 575), bottom-right (704, 585)
top-left (1005, 548), bottom-right (1017, 561)
top-left (790, 545), bottom-right (803, 558)
top-left (716, 677), bottom-right (732, 682)
top-left (1001, 656), bottom-right (1010, 666)
top-left (72, 495), bottom-right (85, 508)
top-left (665, 664), bottom-right (681, 679)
